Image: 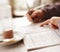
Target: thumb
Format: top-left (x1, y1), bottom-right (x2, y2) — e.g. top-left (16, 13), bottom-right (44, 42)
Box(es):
top-left (40, 19), bottom-right (50, 27)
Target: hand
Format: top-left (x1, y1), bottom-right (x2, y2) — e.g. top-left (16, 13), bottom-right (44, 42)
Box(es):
top-left (26, 9), bottom-right (44, 23)
top-left (26, 9), bottom-right (35, 22)
top-left (40, 17), bottom-right (60, 29)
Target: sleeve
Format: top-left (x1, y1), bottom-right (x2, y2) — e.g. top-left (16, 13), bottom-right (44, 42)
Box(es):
top-left (41, 3), bottom-right (60, 20)
top-left (57, 20), bottom-right (60, 29)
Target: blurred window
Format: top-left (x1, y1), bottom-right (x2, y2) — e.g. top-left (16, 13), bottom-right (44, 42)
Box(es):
top-left (12, 0), bottom-right (41, 16)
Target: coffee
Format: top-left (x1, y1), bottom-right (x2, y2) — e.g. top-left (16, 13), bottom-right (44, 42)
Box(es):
top-left (3, 30), bottom-right (13, 39)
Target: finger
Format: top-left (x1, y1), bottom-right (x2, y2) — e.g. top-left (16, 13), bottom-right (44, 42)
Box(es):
top-left (27, 9), bottom-right (35, 15)
top-left (50, 23), bottom-right (58, 29)
top-left (26, 14), bottom-right (33, 22)
top-left (33, 17), bottom-right (41, 23)
top-left (31, 12), bottom-right (37, 18)
top-left (40, 19), bottom-right (50, 27)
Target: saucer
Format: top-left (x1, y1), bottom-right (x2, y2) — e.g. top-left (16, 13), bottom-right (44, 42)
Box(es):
top-left (0, 31), bottom-right (25, 46)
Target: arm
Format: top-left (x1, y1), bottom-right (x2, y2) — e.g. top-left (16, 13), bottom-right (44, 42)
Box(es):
top-left (26, 2), bottom-right (60, 23)
top-left (40, 16), bottom-right (60, 29)
top-left (41, 2), bottom-right (60, 20)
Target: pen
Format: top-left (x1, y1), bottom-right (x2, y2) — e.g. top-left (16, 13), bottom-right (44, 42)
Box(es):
top-left (26, 2), bottom-right (39, 23)
top-left (26, 2), bottom-right (34, 22)
top-left (26, 2), bottom-right (33, 15)
top-left (26, 2), bottom-right (30, 11)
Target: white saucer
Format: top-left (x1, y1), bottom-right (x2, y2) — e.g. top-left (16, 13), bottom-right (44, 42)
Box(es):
top-left (0, 31), bottom-right (25, 46)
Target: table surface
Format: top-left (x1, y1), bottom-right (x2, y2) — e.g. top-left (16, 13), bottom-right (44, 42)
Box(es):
top-left (0, 17), bottom-right (60, 52)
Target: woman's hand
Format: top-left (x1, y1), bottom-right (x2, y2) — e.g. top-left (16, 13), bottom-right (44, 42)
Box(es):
top-left (26, 9), bottom-right (44, 23)
top-left (40, 17), bottom-right (60, 29)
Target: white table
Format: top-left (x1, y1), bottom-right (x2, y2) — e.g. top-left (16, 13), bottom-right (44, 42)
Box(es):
top-left (0, 17), bottom-right (60, 52)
